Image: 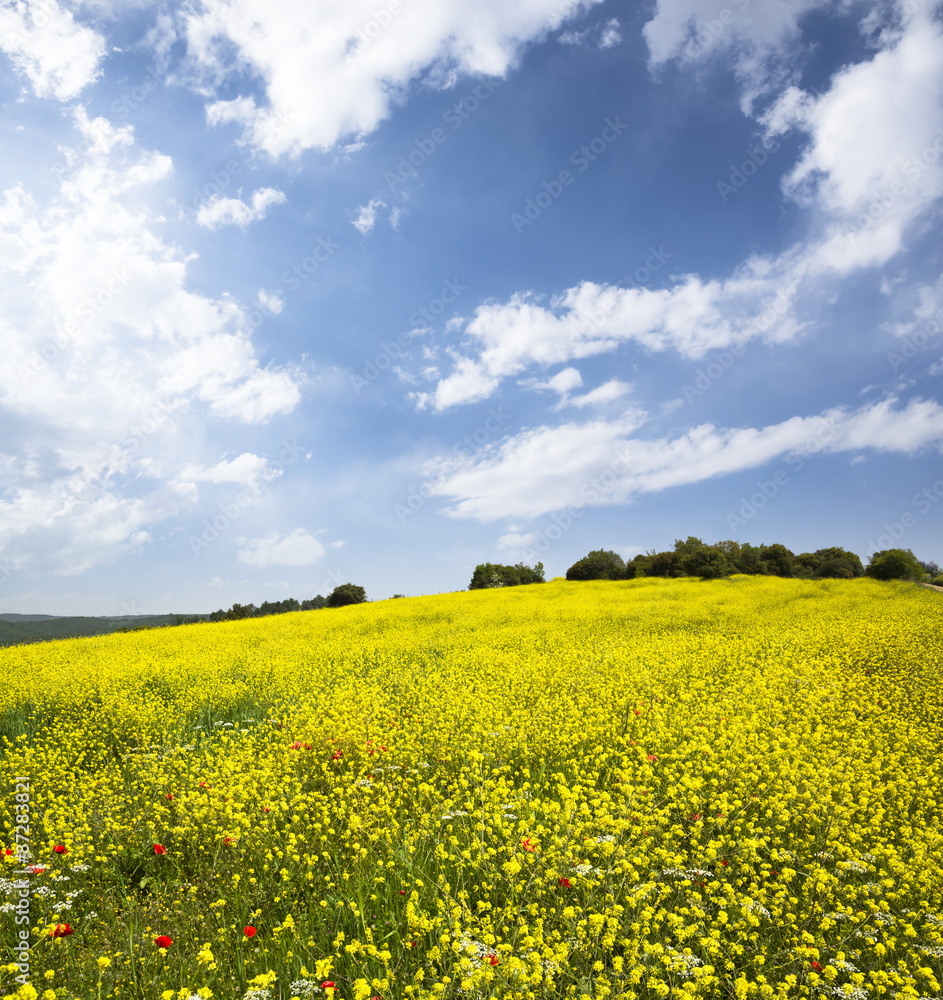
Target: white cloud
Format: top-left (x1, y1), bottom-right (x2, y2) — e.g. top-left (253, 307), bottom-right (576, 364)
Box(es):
top-left (643, 0), bottom-right (842, 111)
top-left (598, 18), bottom-right (622, 48)
top-left (424, 397), bottom-right (943, 521)
top-left (415, 262), bottom-right (802, 409)
top-left (416, 8), bottom-right (943, 410)
top-left (558, 16), bottom-right (620, 47)
top-left (352, 196), bottom-right (386, 235)
top-left (180, 453), bottom-right (276, 486)
top-left (175, 0), bottom-right (605, 156)
top-left (237, 528), bottom-right (327, 566)
top-left (563, 378), bottom-right (633, 408)
top-left (496, 531), bottom-right (538, 551)
top-left (522, 367), bottom-right (631, 409)
top-left (764, 9), bottom-right (943, 274)
top-left (0, 0), bottom-right (105, 100)
top-left (258, 288), bottom-right (284, 314)
top-left (0, 108), bottom-right (302, 576)
top-left (195, 187), bottom-right (286, 228)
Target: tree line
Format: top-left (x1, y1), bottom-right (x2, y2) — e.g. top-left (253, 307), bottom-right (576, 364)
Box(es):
top-left (207, 583), bottom-right (367, 621)
top-left (468, 541), bottom-right (940, 589)
top-left (565, 540), bottom-right (940, 583)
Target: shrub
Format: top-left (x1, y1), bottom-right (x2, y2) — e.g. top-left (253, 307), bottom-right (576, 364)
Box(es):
top-left (327, 583), bottom-right (368, 607)
top-left (866, 549), bottom-right (927, 582)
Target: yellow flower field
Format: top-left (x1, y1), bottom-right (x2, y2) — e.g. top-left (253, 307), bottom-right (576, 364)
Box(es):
top-left (0, 576), bottom-right (941, 1000)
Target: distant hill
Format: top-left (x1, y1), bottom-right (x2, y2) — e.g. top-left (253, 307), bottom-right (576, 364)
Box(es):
top-left (0, 613), bottom-right (208, 647)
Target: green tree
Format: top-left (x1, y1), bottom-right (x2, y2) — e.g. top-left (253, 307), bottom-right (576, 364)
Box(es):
top-left (761, 543), bottom-right (797, 577)
top-left (866, 549), bottom-right (926, 581)
top-left (565, 549), bottom-right (626, 581)
top-left (812, 547), bottom-right (864, 579)
top-left (685, 547), bottom-right (731, 580)
top-left (469, 562), bottom-right (544, 590)
top-left (301, 595), bottom-right (327, 610)
top-left (327, 583), bottom-right (368, 607)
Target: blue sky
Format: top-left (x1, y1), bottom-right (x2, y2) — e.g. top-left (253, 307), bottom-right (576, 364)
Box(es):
top-left (0, 0), bottom-right (942, 614)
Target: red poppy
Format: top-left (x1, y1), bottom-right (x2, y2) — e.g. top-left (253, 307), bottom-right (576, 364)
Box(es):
top-left (812, 961), bottom-right (822, 971)
top-left (166, 793), bottom-right (174, 800)
top-left (3, 848), bottom-right (12, 856)
top-left (322, 983), bottom-right (336, 991)
top-left (53, 845), bottom-right (68, 854)
top-left (647, 754), bottom-right (658, 763)
top-left (244, 926), bottom-right (257, 938)
top-left (408, 941), bottom-right (417, 948)
top-left (720, 860), bottom-right (728, 867)
top-left (331, 750), bottom-right (343, 760)
top-left (263, 806), bottom-right (270, 813)
top-left (28, 865), bottom-right (46, 874)
top-left (154, 844), bottom-right (166, 855)
top-left (398, 889), bottom-right (406, 895)
top-left (155, 935), bottom-right (173, 949)
top-left (520, 837), bottom-right (536, 852)
top-left (224, 836), bottom-right (233, 845)
top-left (487, 953), bottom-right (499, 966)
top-left (689, 813), bottom-right (702, 822)
top-left (52, 923), bottom-right (73, 938)
top-left (558, 877), bottom-right (572, 888)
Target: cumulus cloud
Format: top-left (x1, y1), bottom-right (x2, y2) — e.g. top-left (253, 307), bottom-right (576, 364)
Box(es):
top-left (414, 8), bottom-right (943, 410)
top-left (237, 528), bottom-right (327, 566)
top-left (0, 107), bottom-right (302, 575)
top-left (424, 397), bottom-right (943, 522)
top-left (0, 0), bottom-right (105, 100)
top-left (175, 0), bottom-right (605, 156)
top-left (195, 187), bottom-right (286, 228)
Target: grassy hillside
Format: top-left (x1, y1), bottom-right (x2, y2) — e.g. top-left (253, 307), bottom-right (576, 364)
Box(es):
top-left (0, 577), bottom-right (940, 1000)
top-left (0, 614), bottom-right (206, 647)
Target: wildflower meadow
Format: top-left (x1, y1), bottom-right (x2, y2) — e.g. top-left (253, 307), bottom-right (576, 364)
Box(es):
top-left (0, 576), bottom-right (941, 1000)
